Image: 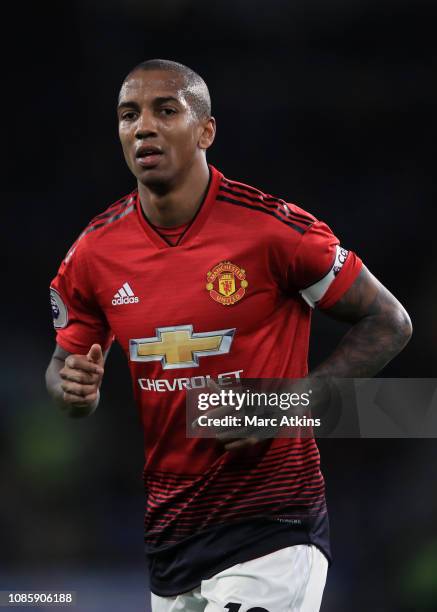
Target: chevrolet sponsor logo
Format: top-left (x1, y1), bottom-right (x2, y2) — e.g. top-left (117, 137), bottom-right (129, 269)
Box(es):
top-left (129, 325), bottom-right (235, 369)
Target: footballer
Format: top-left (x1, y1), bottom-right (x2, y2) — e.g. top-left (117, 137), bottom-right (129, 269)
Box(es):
top-left (46, 60), bottom-right (412, 611)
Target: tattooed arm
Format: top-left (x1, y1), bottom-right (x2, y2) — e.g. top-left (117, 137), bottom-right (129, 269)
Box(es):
top-left (210, 266), bottom-right (412, 451)
top-left (311, 265), bottom-right (412, 378)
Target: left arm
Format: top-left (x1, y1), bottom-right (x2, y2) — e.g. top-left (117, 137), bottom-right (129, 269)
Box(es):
top-left (221, 265), bottom-right (412, 451)
top-left (310, 265), bottom-right (412, 379)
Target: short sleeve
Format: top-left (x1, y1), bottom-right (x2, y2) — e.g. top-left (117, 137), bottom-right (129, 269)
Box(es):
top-left (288, 220), bottom-right (363, 310)
top-left (49, 241), bottom-right (113, 355)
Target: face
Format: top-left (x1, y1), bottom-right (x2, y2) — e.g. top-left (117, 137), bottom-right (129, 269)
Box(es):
top-left (117, 69), bottom-right (215, 188)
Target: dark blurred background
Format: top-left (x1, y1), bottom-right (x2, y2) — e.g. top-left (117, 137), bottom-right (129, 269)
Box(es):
top-left (2, 0), bottom-right (436, 610)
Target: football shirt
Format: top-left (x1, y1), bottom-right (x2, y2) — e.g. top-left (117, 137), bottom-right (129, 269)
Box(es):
top-left (50, 165), bottom-right (362, 595)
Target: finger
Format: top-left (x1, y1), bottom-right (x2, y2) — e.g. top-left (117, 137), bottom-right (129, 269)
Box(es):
top-left (87, 344), bottom-right (103, 365)
top-left (207, 378), bottom-right (221, 392)
top-left (60, 369), bottom-right (101, 384)
top-left (61, 381), bottom-right (97, 398)
top-left (216, 428), bottom-right (250, 443)
top-left (224, 437), bottom-right (259, 451)
top-left (65, 355), bottom-right (103, 374)
top-left (203, 404), bottom-right (237, 419)
top-left (81, 391), bottom-right (98, 403)
top-left (206, 378), bottom-right (223, 393)
top-left (208, 377), bottom-right (245, 396)
top-left (62, 391), bottom-right (98, 406)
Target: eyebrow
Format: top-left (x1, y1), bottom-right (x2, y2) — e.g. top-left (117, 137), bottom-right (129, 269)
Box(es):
top-left (117, 96), bottom-right (182, 110)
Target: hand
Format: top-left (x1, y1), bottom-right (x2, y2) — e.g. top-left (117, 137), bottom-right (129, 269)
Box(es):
top-left (202, 379), bottom-right (261, 452)
top-left (59, 344), bottom-right (104, 410)
top-left (217, 429), bottom-right (260, 452)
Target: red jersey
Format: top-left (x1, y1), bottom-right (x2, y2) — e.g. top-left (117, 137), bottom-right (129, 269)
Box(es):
top-left (50, 165), bottom-right (362, 595)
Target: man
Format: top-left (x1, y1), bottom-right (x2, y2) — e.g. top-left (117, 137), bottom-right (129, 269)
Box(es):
top-left (46, 59), bottom-right (412, 611)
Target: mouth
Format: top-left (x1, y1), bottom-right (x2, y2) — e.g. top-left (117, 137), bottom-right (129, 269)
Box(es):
top-left (135, 145), bottom-right (164, 168)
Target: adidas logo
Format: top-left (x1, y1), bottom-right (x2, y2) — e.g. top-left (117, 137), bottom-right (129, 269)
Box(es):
top-left (112, 282), bottom-right (140, 306)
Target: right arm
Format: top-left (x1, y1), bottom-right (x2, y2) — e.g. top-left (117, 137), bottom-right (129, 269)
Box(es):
top-left (45, 343), bottom-right (106, 418)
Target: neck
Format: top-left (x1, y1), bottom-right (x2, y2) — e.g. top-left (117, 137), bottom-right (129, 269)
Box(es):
top-left (137, 158), bottom-right (210, 228)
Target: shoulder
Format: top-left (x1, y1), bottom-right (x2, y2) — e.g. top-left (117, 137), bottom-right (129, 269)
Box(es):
top-left (218, 173), bottom-right (317, 238)
top-left (64, 190), bottom-right (137, 263)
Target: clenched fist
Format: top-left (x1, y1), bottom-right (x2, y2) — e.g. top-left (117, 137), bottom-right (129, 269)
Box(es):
top-left (59, 344), bottom-right (105, 412)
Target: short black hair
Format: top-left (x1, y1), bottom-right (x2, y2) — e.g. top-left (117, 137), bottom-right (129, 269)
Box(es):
top-left (122, 59), bottom-right (211, 120)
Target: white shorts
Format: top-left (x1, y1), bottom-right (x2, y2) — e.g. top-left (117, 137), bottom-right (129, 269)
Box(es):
top-left (151, 544), bottom-right (328, 612)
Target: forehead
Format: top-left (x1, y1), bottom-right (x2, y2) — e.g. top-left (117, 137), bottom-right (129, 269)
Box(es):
top-left (118, 69), bottom-right (187, 104)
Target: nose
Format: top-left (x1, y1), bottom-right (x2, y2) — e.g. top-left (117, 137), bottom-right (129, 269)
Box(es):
top-left (135, 110), bottom-right (158, 139)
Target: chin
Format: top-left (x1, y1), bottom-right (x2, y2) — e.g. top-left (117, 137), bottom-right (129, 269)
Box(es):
top-left (138, 167), bottom-right (174, 192)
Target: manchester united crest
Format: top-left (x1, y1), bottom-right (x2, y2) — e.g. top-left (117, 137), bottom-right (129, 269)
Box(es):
top-left (206, 261), bottom-right (248, 306)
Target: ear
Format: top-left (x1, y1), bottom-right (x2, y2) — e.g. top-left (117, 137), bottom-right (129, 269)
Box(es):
top-left (198, 117), bottom-right (216, 150)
